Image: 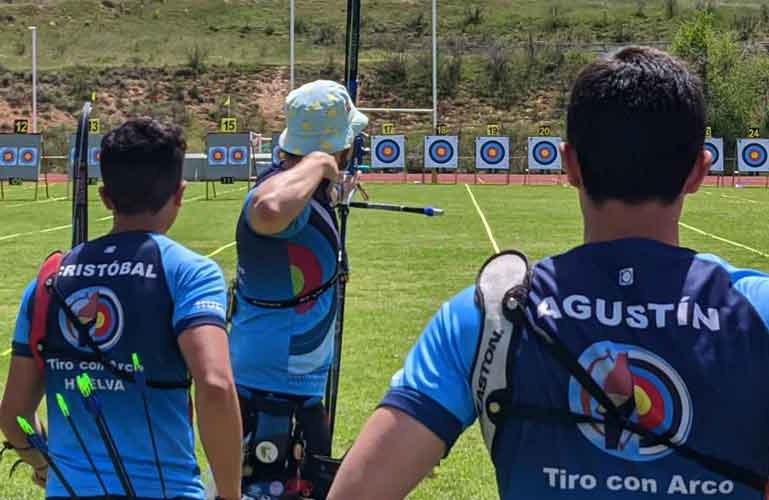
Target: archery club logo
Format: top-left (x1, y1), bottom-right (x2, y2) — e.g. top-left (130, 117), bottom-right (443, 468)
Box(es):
top-left (568, 341), bottom-right (693, 462)
top-left (58, 286), bottom-right (125, 352)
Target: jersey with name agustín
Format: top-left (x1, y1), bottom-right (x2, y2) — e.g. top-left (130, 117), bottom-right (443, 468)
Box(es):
top-left (380, 238), bottom-right (769, 499)
top-left (11, 231), bottom-right (228, 499)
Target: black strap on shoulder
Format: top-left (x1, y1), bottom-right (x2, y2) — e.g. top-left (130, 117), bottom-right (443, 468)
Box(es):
top-left (48, 281), bottom-right (190, 390)
top-left (516, 313), bottom-right (768, 494)
top-left (237, 269), bottom-right (341, 310)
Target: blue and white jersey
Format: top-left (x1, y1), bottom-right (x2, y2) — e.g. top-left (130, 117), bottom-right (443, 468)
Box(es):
top-left (230, 169), bottom-right (339, 397)
top-left (382, 239), bottom-right (769, 499)
top-left (12, 232), bottom-right (227, 499)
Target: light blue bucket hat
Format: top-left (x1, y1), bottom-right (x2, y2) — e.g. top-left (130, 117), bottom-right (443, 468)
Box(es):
top-left (279, 80), bottom-right (369, 156)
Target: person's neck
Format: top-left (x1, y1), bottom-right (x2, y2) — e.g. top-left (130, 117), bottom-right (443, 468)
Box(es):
top-left (582, 198), bottom-right (682, 247)
top-left (111, 213), bottom-right (168, 235)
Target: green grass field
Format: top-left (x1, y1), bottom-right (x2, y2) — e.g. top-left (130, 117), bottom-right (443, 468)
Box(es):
top-left (0, 181), bottom-right (768, 499)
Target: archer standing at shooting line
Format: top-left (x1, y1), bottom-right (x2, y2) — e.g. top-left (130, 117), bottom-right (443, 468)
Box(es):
top-left (329, 47), bottom-right (769, 499)
top-left (0, 118), bottom-right (242, 500)
top-left (226, 80), bottom-right (367, 496)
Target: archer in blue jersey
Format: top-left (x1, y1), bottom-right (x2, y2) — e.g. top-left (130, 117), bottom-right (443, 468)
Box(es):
top-left (0, 118), bottom-right (242, 500)
top-left (329, 48), bottom-right (769, 499)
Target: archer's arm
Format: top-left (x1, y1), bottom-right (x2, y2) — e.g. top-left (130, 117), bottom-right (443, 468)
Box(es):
top-left (329, 286), bottom-right (482, 500)
top-left (248, 152), bottom-right (339, 235)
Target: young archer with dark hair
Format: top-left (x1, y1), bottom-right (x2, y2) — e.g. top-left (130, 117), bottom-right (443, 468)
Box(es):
top-left (329, 47), bottom-right (769, 499)
top-left (0, 117), bottom-right (242, 500)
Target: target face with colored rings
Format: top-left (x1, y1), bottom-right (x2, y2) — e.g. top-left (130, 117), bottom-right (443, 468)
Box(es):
top-left (375, 139), bottom-right (401, 164)
top-left (89, 147), bottom-right (101, 167)
top-left (58, 286), bottom-right (125, 353)
top-left (568, 341), bottom-right (693, 462)
top-left (533, 141), bottom-right (558, 165)
top-left (742, 143), bottom-right (767, 168)
top-left (18, 147), bottom-right (38, 167)
top-left (229, 146), bottom-right (248, 165)
top-left (0, 147), bottom-right (18, 167)
top-left (208, 146), bottom-right (228, 166)
top-left (704, 140), bottom-right (722, 172)
top-left (480, 140), bottom-right (505, 165)
top-left (429, 140), bottom-right (455, 164)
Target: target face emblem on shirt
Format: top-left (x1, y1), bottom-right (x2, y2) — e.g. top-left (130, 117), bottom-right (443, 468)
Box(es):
top-left (533, 141), bottom-right (558, 166)
top-left (375, 139), bottom-right (401, 164)
top-left (742, 143), bottom-right (767, 168)
top-left (58, 286), bottom-right (125, 352)
top-left (429, 140), bottom-right (454, 164)
top-left (568, 341), bottom-right (693, 462)
top-left (480, 140), bottom-right (505, 165)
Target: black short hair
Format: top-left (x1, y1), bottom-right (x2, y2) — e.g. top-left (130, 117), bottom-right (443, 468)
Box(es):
top-left (566, 47), bottom-right (705, 205)
top-left (100, 117), bottom-right (186, 215)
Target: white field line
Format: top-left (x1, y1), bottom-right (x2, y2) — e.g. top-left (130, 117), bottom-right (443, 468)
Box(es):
top-left (464, 184), bottom-right (500, 253)
top-left (206, 241), bottom-right (237, 258)
top-left (679, 221), bottom-right (769, 258)
top-left (1, 196), bottom-right (67, 209)
top-left (720, 193), bottom-right (759, 204)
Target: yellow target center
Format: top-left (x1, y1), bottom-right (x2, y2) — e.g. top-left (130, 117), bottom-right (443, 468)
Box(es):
top-left (750, 151), bottom-right (760, 160)
top-left (540, 149), bottom-right (551, 158)
top-left (290, 265), bottom-right (305, 294)
top-left (634, 386), bottom-right (652, 416)
top-left (95, 312), bottom-right (106, 330)
top-left (437, 147), bottom-right (446, 156)
top-left (488, 149), bottom-right (498, 158)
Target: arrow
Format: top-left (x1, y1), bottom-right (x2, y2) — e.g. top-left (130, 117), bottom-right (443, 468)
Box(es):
top-left (55, 393), bottom-right (112, 498)
top-left (76, 373), bottom-right (136, 498)
top-left (132, 353), bottom-right (167, 499)
top-left (16, 416), bottom-right (79, 499)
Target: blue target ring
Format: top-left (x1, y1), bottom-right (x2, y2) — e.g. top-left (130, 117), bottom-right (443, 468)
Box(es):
top-left (704, 142), bottom-right (719, 168)
top-left (533, 141), bottom-right (558, 166)
top-left (88, 147), bottom-right (101, 167)
top-left (375, 139), bottom-right (401, 164)
top-left (480, 140), bottom-right (505, 165)
top-left (272, 146), bottom-right (286, 167)
top-left (429, 139), bottom-right (454, 164)
top-left (742, 143), bottom-right (768, 168)
top-left (229, 146), bottom-right (248, 165)
top-left (208, 146), bottom-right (228, 166)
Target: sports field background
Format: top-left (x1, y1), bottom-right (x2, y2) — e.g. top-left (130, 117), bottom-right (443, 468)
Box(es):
top-left (0, 181), bottom-right (768, 499)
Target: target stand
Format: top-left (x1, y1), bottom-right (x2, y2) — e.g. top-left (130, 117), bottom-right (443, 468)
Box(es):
top-left (66, 133), bottom-right (103, 199)
top-left (204, 133), bottom-right (253, 200)
top-left (475, 136), bottom-right (510, 185)
top-left (423, 135), bottom-right (459, 185)
top-left (371, 135), bottom-right (407, 182)
top-left (527, 136), bottom-right (563, 185)
top-left (736, 138), bottom-right (769, 188)
top-left (0, 133), bottom-right (46, 201)
top-left (704, 138), bottom-right (725, 187)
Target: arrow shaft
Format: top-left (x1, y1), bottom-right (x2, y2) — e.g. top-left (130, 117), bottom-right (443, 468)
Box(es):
top-left (64, 416), bottom-right (112, 498)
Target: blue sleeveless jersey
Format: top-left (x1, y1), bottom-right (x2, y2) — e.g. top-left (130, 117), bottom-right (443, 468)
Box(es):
top-left (381, 239), bottom-right (769, 499)
top-left (229, 171), bottom-right (339, 397)
top-left (11, 232), bottom-right (227, 499)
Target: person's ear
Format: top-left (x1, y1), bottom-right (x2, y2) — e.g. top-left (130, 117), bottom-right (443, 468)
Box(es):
top-left (682, 149), bottom-right (710, 195)
top-left (174, 181), bottom-right (187, 207)
top-left (99, 186), bottom-right (114, 211)
top-left (562, 143), bottom-right (582, 189)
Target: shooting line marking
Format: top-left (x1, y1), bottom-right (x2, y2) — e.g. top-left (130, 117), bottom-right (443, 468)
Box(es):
top-left (464, 184), bottom-right (500, 253)
top-left (679, 221), bottom-right (769, 258)
top-left (1, 196), bottom-right (67, 209)
top-left (720, 193), bottom-right (759, 204)
top-left (206, 241), bottom-right (236, 258)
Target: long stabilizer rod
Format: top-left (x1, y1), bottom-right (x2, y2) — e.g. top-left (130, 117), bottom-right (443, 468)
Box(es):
top-left (349, 202), bottom-right (444, 217)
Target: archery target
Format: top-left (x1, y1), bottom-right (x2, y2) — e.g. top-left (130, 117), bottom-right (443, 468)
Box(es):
top-left (88, 147), bottom-right (101, 167)
top-left (18, 147), bottom-right (38, 167)
top-left (0, 147), bottom-right (18, 167)
top-left (704, 138), bottom-right (723, 173)
top-left (229, 146), bottom-right (248, 166)
top-left (208, 146), bottom-right (228, 166)
top-left (371, 135), bottom-right (405, 170)
top-left (528, 137), bottom-right (562, 171)
top-left (424, 136), bottom-right (458, 170)
top-left (272, 146), bottom-right (287, 167)
top-left (737, 139), bottom-right (769, 172)
top-left (476, 136), bottom-right (510, 170)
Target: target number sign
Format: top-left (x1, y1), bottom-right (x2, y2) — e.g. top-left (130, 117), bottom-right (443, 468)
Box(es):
top-left (476, 136), bottom-right (510, 170)
top-left (737, 138), bottom-right (769, 172)
top-left (424, 136), bottom-right (459, 170)
top-left (486, 124), bottom-right (500, 136)
top-left (382, 123), bottom-right (395, 135)
top-left (703, 138), bottom-right (723, 173)
top-left (372, 135), bottom-right (405, 170)
top-left (14, 120), bottom-right (29, 134)
top-left (88, 119), bottom-right (101, 134)
top-left (539, 125), bottom-right (552, 136)
top-left (748, 127), bottom-right (761, 139)
top-left (705, 127), bottom-right (712, 139)
top-left (436, 124), bottom-right (448, 135)
top-left (528, 136), bottom-right (562, 171)
top-left (221, 118), bottom-right (238, 133)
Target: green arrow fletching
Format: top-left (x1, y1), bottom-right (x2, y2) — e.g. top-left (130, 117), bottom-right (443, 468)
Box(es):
top-left (76, 373), bottom-right (93, 398)
top-left (131, 353), bottom-right (141, 371)
top-left (16, 417), bottom-right (34, 436)
top-left (55, 393), bottom-right (70, 417)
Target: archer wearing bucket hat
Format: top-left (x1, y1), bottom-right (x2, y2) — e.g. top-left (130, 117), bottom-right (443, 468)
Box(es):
top-left (279, 79), bottom-right (368, 156)
top-left (216, 80), bottom-right (367, 498)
